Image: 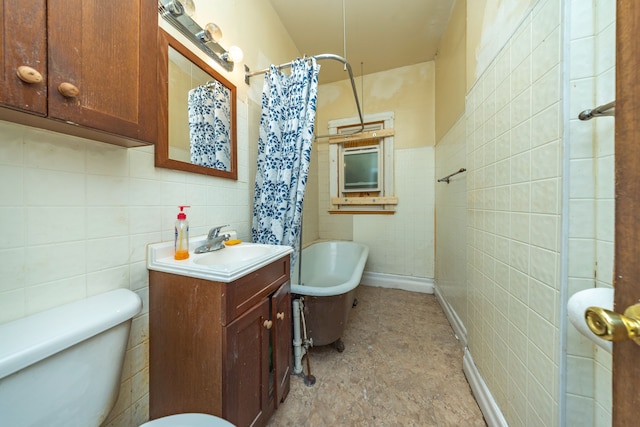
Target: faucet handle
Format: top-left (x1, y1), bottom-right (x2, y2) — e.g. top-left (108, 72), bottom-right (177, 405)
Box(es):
top-left (208, 224), bottom-right (230, 238)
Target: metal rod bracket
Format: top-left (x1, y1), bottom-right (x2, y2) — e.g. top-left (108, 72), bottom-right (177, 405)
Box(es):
top-left (579, 100), bottom-right (615, 121)
top-left (437, 168), bottom-right (466, 184)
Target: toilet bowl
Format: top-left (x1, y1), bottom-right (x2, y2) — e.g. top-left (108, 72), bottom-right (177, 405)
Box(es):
top-left (141, 413), bottom-right (235, 427)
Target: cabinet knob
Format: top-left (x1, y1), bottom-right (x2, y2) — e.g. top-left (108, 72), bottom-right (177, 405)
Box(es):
top-left (58, 82), bottom-right (80, 98)
top-left (263, 320), bottom-right (273, 329)
top-left (16, 66), bottom-right (43, 84)
top-left (276, 312), bottom-right (285, 320)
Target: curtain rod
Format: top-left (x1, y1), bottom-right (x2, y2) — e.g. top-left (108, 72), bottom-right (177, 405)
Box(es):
top-left (244, 53), bottom-right (364, 138)
top-left (437, 168), bottom-right (466, 184)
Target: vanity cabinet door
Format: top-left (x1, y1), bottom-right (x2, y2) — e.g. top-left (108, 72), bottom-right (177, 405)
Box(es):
top-left (0, 0), bottom-right (157, 145)
top-left (47, 0), bottom-right (157, 143)
top-left (0, 0), bottom-right (47, 115)
top-left (272, 282), bottom-right (291, 407)
top-left (223, 298), bottom-right (272, 427)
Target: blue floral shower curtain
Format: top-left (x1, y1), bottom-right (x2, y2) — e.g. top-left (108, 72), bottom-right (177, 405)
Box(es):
top-left (252, 58), bottom-right (320, 266)
top-left (188, 81), bottom-right (231, 170)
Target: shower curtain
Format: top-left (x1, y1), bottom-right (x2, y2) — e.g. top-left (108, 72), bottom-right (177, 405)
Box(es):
top-left (252, 58), bottom-right (320, 267)
top-left (188, 81), bottom-right (231, 170)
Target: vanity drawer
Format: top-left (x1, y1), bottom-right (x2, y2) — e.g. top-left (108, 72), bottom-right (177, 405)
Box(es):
top-left (223, 255), bottom-right (290, 324)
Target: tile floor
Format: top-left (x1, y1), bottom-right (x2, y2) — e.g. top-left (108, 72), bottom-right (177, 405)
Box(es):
top-left (267, 285), bottom-right (486, 426)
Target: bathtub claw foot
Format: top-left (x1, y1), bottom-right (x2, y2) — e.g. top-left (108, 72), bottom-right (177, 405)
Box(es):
top-left (303, 374), bottom-right (316, 387)
top-left (334, 338), bottom-right (345, 353)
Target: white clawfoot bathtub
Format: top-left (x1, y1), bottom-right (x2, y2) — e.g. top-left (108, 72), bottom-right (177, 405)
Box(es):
top-left (291, 241), bottom-right (368, 349)
top-left (291, 240), bottom-right (369, 296)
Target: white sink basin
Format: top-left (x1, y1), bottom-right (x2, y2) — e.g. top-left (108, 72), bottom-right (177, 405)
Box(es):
top-left (568, 288), bottom-right (613, 353)
top-left (193, 245), bottom-right (275, 266)
top-left (147, 235), bottom-right (293, 283)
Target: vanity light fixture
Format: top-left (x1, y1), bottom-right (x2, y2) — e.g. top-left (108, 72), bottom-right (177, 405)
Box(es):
top-left (158, 0), bottom-right (243, 72)
top-left (197, 23), bottom-right (223, 43)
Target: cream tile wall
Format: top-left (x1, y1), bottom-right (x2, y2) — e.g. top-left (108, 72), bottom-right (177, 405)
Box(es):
top-left (565, 0), bottom-right (598, 423)
top-left (314, 141), bottom-right (437, 277)
top-left (592, 15), bottom-right (615, 411)
top-left (565, 0), bottom-right (615, 425)
top-left (0, 111), bottom-right (253, 425)
top-left (353, 147), bottom-right (435, 277)
top-left (435, 116), bottom-right (467, 326)
top-left (465, 0), bottom-right (563, 425)
top-left (315, 143), bottom-right (436, 278)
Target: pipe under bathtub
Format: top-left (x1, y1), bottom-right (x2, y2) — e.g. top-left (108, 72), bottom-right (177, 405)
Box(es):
top-left (292, 297), bottom-right (316, 385)
top-left (292, 298), bottom-right (305, 375)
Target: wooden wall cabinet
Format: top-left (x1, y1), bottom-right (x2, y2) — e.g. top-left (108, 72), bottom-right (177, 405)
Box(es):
top-left (0, 0), bottom-right (157, 147)
top-left (149, 255), bottom-right (292, 427)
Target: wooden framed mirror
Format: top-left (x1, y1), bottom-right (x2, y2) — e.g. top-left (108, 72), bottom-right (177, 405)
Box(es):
top-left (156, 28), bottom-right (237, 179)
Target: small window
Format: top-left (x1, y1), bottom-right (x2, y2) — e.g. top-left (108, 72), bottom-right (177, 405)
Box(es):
top-left (327, 112), bottom-right (397, 213)
top-left (340, 145), bottom-right (381, 193)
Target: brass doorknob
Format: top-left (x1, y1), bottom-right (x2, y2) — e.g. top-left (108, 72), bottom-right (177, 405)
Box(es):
top-left (585, 304), bottom-right (640, 345)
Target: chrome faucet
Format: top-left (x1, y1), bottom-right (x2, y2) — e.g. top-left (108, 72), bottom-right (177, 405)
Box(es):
top-left (195, 225), bottom-right (230, 253)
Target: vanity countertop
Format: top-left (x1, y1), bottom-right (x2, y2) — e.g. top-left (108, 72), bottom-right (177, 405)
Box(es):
top-left (147, 234), bottom-right (292, 283)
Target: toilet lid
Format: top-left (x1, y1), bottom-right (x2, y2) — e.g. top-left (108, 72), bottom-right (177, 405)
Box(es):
top-left (140, 413), bottom-right (236, 427)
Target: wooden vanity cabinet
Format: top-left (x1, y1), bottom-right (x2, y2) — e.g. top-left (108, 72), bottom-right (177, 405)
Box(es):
top-left (149, 255), bottom-right (292, 427)
top-left (0, 0), bottom-right (157, 147)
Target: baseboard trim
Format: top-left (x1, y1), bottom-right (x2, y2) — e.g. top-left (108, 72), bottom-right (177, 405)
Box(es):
top-left (360, 271), bottom-right (434, 294)
top-left (433, 284), bottom-right (468, 348)
top-left (463, 348), bottom-right (508, 427)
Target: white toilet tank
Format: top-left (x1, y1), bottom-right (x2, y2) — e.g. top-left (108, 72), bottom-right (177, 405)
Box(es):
top-left (0, 289), bottom-right (142, 427)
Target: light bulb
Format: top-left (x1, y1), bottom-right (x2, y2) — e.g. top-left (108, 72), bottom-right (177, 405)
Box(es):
top-left (204, 23), bottom-right (222, 43)
top-left (183, 0), bottom-right (196, 17)
top-left (227, 45), bottom-right (243, 63)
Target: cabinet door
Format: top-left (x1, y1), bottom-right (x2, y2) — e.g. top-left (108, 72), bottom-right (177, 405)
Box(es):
top-left (224, 298), bottom-right (272, 427)
top-left (272, 282), bottom-right (291, 407)
top-left (0, 0), bottom-right (47, 115)
top-left (46, 0), bottom-right (157, 143)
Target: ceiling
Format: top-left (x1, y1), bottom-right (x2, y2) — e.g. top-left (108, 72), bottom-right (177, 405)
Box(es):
top-left (268, 0), bottom-right (456, 84)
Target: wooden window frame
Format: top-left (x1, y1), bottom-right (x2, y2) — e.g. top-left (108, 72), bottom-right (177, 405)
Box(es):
top-left (327, 112), bottom-right (397, 214)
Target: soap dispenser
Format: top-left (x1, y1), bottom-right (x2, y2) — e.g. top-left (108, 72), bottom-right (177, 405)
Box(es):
top-left (174, 206), bottom-right (190, 260)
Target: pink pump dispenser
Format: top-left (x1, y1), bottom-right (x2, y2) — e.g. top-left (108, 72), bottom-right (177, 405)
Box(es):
top-left (174, 206), bottom-right (190, 260)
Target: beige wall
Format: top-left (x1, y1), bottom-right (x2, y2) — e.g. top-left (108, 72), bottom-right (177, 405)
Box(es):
top-left (0, 2), bottom-right (301, 426)
top-left (466, 0), bottom-right (536, 89)
top-left (186, 0), bottom-right (299, 102)
top-left (435, 0), bottom-right (467, 142)
top-left (316, 62), bottom-right (436, 150)
top-left (434, 116), bottom-right (467, 326)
